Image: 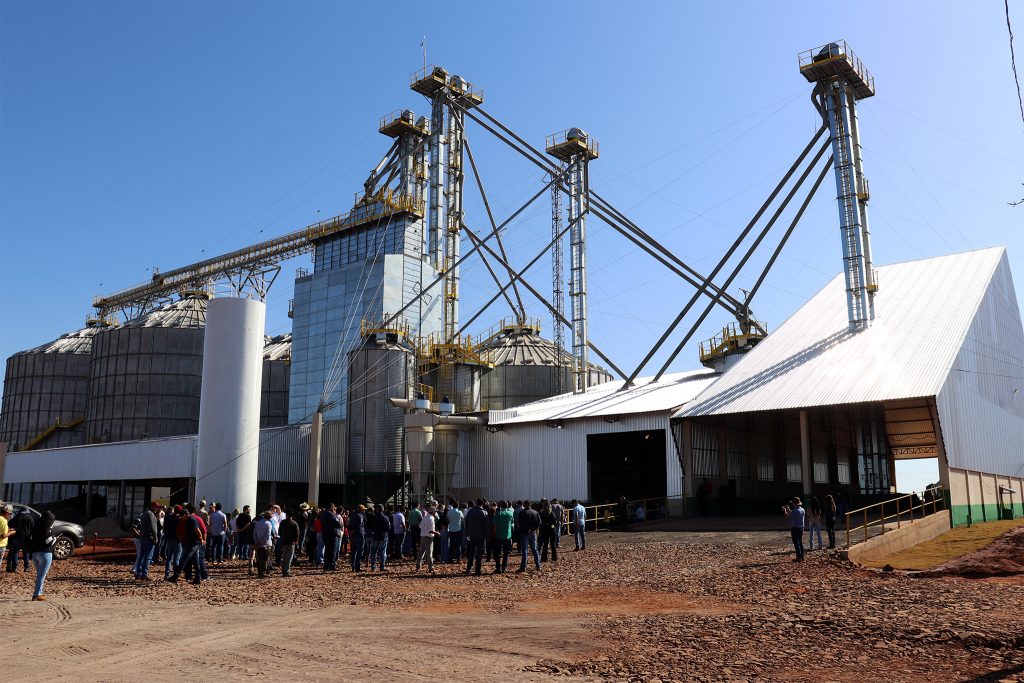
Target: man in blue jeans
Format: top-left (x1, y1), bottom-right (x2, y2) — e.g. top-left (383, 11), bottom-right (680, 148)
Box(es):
top-left (784, 497), bottom-right (806, 562)
top-left (163, 505), bottom-right (183, 579)
top-left (571, 499), bottom-right (587, 551)
top-left (133, 501), bottom-right (160, 580)
top-left (167, 505), bottom-right (205, 585)
top-left (446, 501), bottom-right (464, 564)
top-left (516, 501), bottom-right (542, 572)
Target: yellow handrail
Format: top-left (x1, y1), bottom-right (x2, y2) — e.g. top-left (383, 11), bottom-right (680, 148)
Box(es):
top-left (844, 488), bottom-right (946, 549)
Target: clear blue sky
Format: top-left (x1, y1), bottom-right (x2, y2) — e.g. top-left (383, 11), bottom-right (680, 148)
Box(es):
top-left (3, 1), bottom-right (1023, 491)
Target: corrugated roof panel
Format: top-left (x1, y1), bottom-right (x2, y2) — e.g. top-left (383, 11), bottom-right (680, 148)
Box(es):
top-left (677, 247), bottom-right (1008, 418)
top-left (490, 369), bottom-right (719, 425)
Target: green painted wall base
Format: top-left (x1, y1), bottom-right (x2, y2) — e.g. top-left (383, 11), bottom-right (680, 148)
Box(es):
top-left (950, 503), bottom-right (1022, 527)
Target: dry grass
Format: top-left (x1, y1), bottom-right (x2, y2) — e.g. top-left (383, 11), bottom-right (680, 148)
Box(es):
top-left (862, 517), bottom-right (1024, 570)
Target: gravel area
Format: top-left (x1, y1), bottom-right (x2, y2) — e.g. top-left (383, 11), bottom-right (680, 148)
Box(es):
top-left (1, 531), bottom-right (1021, 682)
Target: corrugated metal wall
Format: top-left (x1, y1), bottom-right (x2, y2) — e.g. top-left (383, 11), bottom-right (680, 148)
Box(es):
top-left (937, 253), bottom-right (1024, 477)
top-left (3, 435), bottom-right (196, 482)
top-left (3, 420), bottom-right (347, 485)
top-left (456, 413), bottom-right (681, 501)
top-left (256, 420), bottom-right (346, 484)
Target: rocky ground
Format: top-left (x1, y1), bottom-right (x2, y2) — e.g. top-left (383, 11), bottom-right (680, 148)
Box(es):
top-left (1, 530), bottom-right (1021, 682)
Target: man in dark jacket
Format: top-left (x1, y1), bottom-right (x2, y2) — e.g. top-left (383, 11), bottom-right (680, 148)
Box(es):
top-left (7, 509), bottom-right (34, 572)
top-left (346, 505), bottom-right (366, 572)
top-left (167, 504), bottom-right (205, 585)
top-left (367, 504), bottom-right (390, 572)
top-left (277, 510), bottom-right (300, 577)
top-left (517, 501), bottom-right (542, 573)
top-left (133, 502), bottom-right (160, 580)
top-left (464, 499), bottom-right (489, 576)
top-left (319, 504), bottom-right (343, 571)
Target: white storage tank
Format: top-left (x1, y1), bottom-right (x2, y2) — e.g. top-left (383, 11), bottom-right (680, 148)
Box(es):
top-left (194, 297), bottom-right (266, 512)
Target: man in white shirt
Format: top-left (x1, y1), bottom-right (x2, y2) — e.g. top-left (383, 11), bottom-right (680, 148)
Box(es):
top-left (415, 504), bottom-right (438, 573)
top-left (571, 499), bottom-right (587, 551)
top-left (391, 507), bottom-right (406, 560)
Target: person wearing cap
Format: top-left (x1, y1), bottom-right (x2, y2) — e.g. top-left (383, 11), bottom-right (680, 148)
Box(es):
top-left (0, 504), bottom-right (15, 572)
top-left (298, 502), bottom-right (312, 561)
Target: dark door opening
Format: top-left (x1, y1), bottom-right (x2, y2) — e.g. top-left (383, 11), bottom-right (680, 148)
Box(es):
top-left (586, 429), bottom-right (667, 504)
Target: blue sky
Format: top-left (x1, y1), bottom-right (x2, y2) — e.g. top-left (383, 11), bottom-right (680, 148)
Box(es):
top-left (2, 1), bottom-right (1023, 491)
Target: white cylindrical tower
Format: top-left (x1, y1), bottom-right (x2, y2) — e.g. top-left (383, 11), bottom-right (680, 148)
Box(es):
top-left (195, 297), bottom-right (266, 511)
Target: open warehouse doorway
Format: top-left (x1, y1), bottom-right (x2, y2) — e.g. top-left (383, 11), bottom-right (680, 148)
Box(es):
top-left (586, 429), bottom-right (667, 503)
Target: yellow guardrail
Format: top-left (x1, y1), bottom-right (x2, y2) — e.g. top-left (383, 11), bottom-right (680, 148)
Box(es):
top-left (560, 495), bottom-right (684, 533)
top-left (844, 488), bottom-right (946, 549)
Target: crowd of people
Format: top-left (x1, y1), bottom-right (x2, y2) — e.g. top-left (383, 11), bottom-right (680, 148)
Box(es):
top-left (127, 497), bottom-right (593, 586)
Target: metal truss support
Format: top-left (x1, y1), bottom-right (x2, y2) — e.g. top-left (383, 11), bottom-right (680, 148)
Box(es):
top-left (223, 264), bottom-right (281, 301)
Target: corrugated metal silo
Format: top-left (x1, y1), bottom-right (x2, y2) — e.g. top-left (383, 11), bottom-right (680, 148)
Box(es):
top-left (0, 321), bottom-right (110, 451)
top-left (346, 331), bottom-right (415, 502)
top-left (261, 333), bottom-right (291, 427)
top-left (84, 295), bottom-right (208, 443)
top-left (478, 321), bottom-right (613, 410)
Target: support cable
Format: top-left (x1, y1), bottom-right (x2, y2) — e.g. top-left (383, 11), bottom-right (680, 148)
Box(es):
top-left (376, 170), bottom-right (568, 333)
top-left (622, 128), bottom-right (828, 386)
top-left (462, 135), bottom-right (526, 318)
top-left (455, 218), bottom-right (627, 381)
top-left (743, 158), bottom-right (836, 305)
top-left (651, 148), bottom-right (834, 382)
top-left (459, 103), bottom-right (749, 316)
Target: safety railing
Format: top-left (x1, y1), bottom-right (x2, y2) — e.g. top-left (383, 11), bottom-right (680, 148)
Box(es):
top-left (797, 40), bottom-right (875, 96)
top-left (844, 488), bottom-right (946, 549)
top-left (560, 495), bottom-right (684, 534)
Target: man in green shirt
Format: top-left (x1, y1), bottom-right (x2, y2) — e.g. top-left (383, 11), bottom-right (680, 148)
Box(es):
top-left (492, 500), bottom-right (515, 574)
top-left (407, 504), bottom-right (423, 558)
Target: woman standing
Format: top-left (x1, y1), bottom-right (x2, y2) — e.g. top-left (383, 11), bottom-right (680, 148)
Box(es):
top-left (807, 496), bottom-right (824, 551)
top-left (29, 510), bottom-right (56, 601)
top-left (823, 494), bottom-right (838, 549)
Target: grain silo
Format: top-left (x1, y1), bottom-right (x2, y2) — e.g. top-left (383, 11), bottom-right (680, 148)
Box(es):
top-left (261, 333), bottom-right (291, 427)
top-left (0, 320), bottom-right (112, 451)
top-left (478, 320), bottom-right (612, 410)
top-left (346, 329), bottom-right (415, 502)
top-left (84, 294), bottom-right (208, 443)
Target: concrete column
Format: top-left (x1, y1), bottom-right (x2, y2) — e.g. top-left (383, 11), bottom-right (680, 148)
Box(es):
top-left (799, 410), bottom-right (812, 497)
top-left (681, 420), bottom-right (694, 499)
top-left (307, 411), bottom-right (322, 505)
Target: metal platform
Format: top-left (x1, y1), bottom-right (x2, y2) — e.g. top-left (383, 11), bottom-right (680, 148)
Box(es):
top-left (410, 64), bottom-right (449, 95)
top-left (379, 109), bottom-right (428, 138)
top-left (799, 40), bottom-right (875, 99)
top-left (545, 129), bottom-right (599, 162)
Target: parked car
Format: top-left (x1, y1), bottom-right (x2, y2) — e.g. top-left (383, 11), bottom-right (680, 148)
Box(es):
top-left (8, 504), bottom-right (86, 560)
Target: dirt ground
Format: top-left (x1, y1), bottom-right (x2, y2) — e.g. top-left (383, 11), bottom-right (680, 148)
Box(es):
top-left (1, 529), bottom-right (1021, 682)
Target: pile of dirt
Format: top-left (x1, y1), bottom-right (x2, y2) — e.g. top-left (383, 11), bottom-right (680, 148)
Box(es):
top-left (83, 517), bottom-right (131, 539)
top-left (927, 526), bottom-right (1024, 577)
